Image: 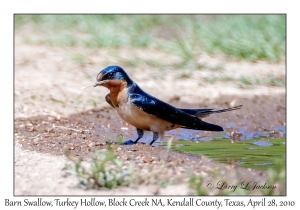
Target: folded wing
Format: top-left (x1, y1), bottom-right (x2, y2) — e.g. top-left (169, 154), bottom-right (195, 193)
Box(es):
top-left (130, 93), bottom-right (223, 131)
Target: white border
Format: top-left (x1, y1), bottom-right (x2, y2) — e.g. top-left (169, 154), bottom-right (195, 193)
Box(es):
top-left (1, 1), bottom-right (298, 209)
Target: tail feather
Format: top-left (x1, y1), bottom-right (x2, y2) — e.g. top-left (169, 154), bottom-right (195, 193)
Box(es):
top-left (200, 121), bottom-right (224, 131)
top-left (182, 120), bottom-right (224, 131)
top-left (180, 105), bottom-right (242, 119)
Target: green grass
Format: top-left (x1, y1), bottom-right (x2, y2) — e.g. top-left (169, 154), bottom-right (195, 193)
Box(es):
top-left (15, 15), bottom-right (285, 63)
top-left (63, 137), bottom-right (179, 190)
top-left (168, 137), bottom-right (286, 172)
top-left (64, 143), bottom-right (134, 189)
top-left (204, 76), bottom-right (285, 87)
top-left (239, 76), bottom-right (285, 87)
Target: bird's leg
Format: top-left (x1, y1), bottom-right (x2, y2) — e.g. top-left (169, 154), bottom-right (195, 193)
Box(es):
top-left (149, 132), bottom-right (159, 145)
top-left (121, 128), bottom-right (143, 145)
top-left (159, 132), bottom-right (165, 145)
top-left (133, 128), bottom-right (144, 144)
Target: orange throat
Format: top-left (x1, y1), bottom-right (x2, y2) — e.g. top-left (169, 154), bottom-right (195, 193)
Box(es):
top-left (103, 80), bottom-right (128, 107)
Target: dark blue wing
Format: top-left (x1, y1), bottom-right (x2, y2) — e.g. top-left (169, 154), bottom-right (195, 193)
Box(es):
top-left (129, 93), bottom-right (223, 131)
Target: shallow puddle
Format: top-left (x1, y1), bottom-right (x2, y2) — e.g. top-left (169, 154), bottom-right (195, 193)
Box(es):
top-left (166, 137), bottom-right (285, 172)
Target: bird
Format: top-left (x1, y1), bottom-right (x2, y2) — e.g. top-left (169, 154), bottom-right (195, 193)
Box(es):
top-left (93, 66), bottom-right (242, 145)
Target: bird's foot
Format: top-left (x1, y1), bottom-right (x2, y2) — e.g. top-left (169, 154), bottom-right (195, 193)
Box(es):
top-left (120, 140), bottom-right (135, 145)
top-left (120, 140), bottom-right (146, 145)
top-left (149, 143), bottom-right (163, 147)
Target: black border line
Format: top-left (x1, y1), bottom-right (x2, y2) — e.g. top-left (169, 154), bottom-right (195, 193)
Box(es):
top-left (13, 13), bottom-right (287, 197)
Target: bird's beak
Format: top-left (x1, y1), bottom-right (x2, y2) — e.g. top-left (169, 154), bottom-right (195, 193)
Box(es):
top-left (94, 73), bottom-right (106, 87)
top-left (94, 73), bottom-right (107, 87)
top-left (93, 81), bottom-right (106, 87)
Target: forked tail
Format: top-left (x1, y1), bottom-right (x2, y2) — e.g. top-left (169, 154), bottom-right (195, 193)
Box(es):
top-left (180, 105), bottom-right (242, 119)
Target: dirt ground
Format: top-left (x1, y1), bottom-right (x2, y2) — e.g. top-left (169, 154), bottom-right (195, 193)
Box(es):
top-left (14, 37), bottom-right (286, 195)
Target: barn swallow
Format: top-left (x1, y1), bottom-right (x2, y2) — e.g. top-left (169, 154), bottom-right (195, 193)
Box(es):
top-left (94, 66), bottom-right (242, 145)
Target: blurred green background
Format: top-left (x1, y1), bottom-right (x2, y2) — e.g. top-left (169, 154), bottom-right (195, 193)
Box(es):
top-left (15, 15), bottom-right (286, 63)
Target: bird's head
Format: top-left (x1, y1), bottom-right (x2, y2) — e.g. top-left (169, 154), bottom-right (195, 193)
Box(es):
top-left (94, 66), bottom-right (132, 89)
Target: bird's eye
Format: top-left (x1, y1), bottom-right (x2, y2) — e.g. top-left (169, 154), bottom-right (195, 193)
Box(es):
top-left (108, 72), bottom-right (114, 77)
